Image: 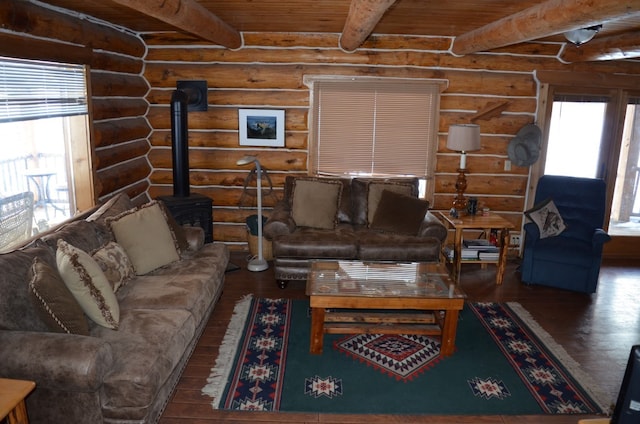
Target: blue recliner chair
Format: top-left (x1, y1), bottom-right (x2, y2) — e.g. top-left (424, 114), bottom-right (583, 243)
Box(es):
top-left (521, 175), bottom-right (611, 294)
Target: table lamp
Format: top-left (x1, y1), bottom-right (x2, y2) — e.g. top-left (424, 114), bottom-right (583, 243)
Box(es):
top-left (446, 124), bottom-right (481, 210)
top-left (236, 155), bottom-right (269, 272)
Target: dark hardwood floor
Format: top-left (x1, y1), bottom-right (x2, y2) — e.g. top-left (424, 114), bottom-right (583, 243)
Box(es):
top-left (159, 252), bottom-right (640, 423)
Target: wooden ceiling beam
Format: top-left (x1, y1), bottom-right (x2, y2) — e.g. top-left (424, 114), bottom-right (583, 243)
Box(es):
top-left (451, 0), bottom-right (640, 55)
top-left (339, 0), bottom-right (397, 52)
top-left (110, 0), bottom-right (242, 49)
top-left (561, 31), bottom-right (640, 62)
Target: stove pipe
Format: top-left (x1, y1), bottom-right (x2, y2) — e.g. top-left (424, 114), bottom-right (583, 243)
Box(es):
top-left (170, 89), bottom-right (190, 197)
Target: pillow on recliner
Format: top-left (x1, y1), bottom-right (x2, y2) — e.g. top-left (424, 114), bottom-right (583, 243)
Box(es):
top-left (291, 178), bottom-right (342, 229)
top-left (525, 198), bottom-right (567, 239)
top-left (370, 189), bottom-right (430, 235)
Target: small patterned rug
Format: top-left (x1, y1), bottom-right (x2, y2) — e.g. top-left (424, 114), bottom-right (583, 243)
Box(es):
top-left (202, 296), bottom-right (609, 415)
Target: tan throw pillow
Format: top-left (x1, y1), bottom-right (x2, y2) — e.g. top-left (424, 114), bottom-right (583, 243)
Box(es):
top-left (91, 241), bottom-right (135, 292)
top-left (28, 257), bottom-right (89, 335)
top-left (108, 201), bottom-right (181, 274)
top-left (370, 190), bottom-right (430, 235)
top-left (367, 182), bottom-right (414, 225)
top-left (291, 178), bottom-right (342, 229)
top-left (525, 198), bottom-right (567, 239)
top-left (157, 200), bottom-right (189, 254)
top-left (56, 239), bottom-right (120, 330)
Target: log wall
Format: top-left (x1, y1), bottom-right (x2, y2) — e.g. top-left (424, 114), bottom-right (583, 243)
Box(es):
top-left (0, 1), bottom-right (150, 205)
top-left (4, 2), bottom-right (640, 253)
top-left (142, 32), bottom-right (640, 251)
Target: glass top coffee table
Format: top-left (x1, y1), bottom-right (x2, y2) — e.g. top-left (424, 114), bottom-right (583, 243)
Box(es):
top-left (306, 260), bottom-right (466, 356)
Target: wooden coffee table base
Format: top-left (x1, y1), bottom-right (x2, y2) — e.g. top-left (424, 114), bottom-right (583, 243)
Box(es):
top-left (309, 295), bottom-right (464, 356)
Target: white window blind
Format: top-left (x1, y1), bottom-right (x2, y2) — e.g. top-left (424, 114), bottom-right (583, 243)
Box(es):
top-left (0, 57), bottom-right (88, 123)
top-left (310, 78), bottom-right (442, 184)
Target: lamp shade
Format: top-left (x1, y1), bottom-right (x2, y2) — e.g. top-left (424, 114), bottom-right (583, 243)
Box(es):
top-left (446, 124), bottom-right (481, 152)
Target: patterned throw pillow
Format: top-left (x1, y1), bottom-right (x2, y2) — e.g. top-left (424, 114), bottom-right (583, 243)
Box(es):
top-left (92, 241), bottom-right (135, 292)
top-left (56, 239), bottom-right (120, 330)
top-left (525, 198), bottom-right (567, 239)
top-left (28, 257), bottom-right (89, 335)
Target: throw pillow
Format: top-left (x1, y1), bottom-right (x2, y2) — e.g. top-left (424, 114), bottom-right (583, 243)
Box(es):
top-left (56, 239), bottom-right (120, 330)
top-left (525, 198), bottom-right (567, 239)
top-left (157, 200), bottom-right (189, 254)
top-left (108, 201), bottom-right (181, 274)
top-left (291, 178), bottom-right (342, 229)
top-left (91, 241), bottom-right (135, 292)
top-left (370, 189), bottom-right (430, 235)
top-left (28, 257), bottom-right (90, 335)
top-left (367, 182), bottom-right (415, 225)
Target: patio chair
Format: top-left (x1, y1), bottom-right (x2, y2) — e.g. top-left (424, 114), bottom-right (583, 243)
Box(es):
top-left (0, 191), bottom-right (35, 253)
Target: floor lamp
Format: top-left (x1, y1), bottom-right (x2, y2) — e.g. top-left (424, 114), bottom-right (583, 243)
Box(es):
top-left (236, 155), bottom-right (269, 272)
top-left (446, 124), bottom-right (481, 211)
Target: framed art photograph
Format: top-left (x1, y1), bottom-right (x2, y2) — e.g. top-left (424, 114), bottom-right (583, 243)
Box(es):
top-left (238, 109), bottom-right (285, 147)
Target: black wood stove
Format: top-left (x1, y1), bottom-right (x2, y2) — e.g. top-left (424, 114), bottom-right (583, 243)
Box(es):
top-left (157, 89), bottom-right (213, 243)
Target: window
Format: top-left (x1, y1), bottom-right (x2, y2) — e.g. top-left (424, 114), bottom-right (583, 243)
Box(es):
top-left (306, 77), bottom-right (444, 201)
top-left (0, 56), bottom-right (92, 235)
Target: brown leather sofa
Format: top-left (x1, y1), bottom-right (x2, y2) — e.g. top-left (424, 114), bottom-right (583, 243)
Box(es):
top-left (264, 176), bottom-right (447, 288)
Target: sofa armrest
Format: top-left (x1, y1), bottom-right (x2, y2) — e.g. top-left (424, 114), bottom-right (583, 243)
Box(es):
top-left (593, 228), bottom-right (611, 249)
top-left (182, 225), bottom-right (205, 251)
top-left (264, 200), bottom-right (296, 240)
top-left (0, 331), bottom-right (113, 392)
top-left (418, 211), bottom-right (448, 242)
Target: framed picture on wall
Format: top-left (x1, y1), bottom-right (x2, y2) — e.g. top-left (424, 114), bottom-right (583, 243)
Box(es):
top-left (238, 109), bottom-right (285, 147)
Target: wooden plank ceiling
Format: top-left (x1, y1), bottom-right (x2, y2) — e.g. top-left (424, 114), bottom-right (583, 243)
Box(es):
top-left (37, 0), bottom-right (640, 61)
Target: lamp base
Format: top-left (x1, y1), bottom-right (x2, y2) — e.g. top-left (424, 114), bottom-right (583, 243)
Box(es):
top-left (247, 258), bottom-right (269, 272)
top-left (452, 168), bottom-right (469, 210)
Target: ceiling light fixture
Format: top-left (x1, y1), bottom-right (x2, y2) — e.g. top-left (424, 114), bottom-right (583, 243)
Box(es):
top-left (564, 25), bottom-right (602, 46)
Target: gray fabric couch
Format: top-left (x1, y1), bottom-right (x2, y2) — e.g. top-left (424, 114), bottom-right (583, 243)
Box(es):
top-left (264, 176), bottom-right (447, 288)
top-left (0, 193), bottom-right (229, 423)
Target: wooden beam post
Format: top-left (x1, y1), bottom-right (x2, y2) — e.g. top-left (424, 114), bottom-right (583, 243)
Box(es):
top-left (451, 0), bottom-right (640, 55)
top-left (339, 0), bottom-right (397, 52)
top-left (561, 31), bottom-right (640, 62)
top-left (110, 0), bottom-right (242, 49)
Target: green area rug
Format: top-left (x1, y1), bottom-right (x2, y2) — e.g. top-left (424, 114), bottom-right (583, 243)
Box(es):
top-left (202, 296), bottom-right (608, 415)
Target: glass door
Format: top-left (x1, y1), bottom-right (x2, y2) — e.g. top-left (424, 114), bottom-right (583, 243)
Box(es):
top-left (610, 101), bottom-right (640, 235)
top-left (545, 93), bottom-right (640, 237)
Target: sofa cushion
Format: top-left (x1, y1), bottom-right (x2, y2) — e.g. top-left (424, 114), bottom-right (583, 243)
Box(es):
top-left (40, 220), bottom-right (110, 253)
top-left (370, 189), bottom-right (430, 235)
top-left (96, 308), bottom-right (196, 421)
top-left (91, 241), bottom-right (135, 292)
top-left (0, 245), bottom-right (57, 332)
top-left (117, 243), bottom-right (228, 325)
top-left (108, 201), bottom-right (180, 275)
top-left (273, 225), bottom-right (357, 259)
top-left (356, 229), bottom-right (441, 262)
top-left (291, 178), bottom-right (342, 229)
top-left (158, 200), bottom-right (189, 254)
top-left (56, 239), bottom-right (120, 330)
top-left (28, 257), bottom-right (89, 335)
top-left (87, 192), bottom-right (135, 227)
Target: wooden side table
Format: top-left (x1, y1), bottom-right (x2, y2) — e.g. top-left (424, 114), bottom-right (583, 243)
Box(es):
top-left (0, 378), bottom-right (36, 424)
top-left (437, 211), bottom-right (515, 285)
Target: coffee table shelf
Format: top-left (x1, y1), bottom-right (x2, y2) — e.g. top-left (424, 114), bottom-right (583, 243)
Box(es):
top-left (306, 261), bottom-right (466, 356)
